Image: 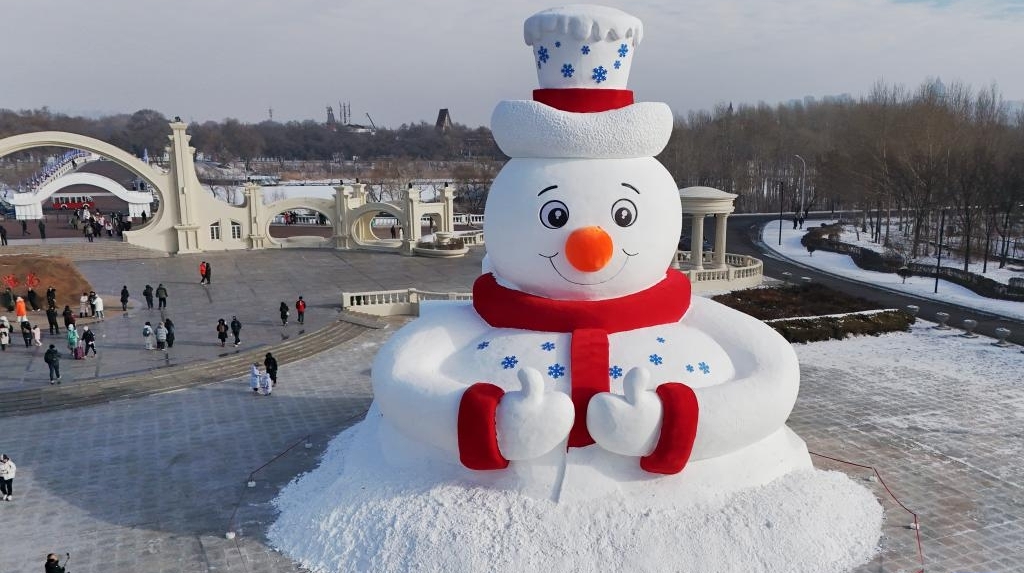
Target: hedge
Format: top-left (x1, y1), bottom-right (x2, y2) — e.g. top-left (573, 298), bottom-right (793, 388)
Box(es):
top-left (768, 310), bottom-right (916, 344)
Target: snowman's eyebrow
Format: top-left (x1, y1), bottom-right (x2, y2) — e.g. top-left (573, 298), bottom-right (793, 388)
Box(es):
top-left (537, 185), bottom-right (559, 196)
top-left (621, 183), bottom-right (640, 194)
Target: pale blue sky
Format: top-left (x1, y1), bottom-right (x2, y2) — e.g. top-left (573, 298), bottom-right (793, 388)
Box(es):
top-left (1, 0), bottom-right (1022, 128)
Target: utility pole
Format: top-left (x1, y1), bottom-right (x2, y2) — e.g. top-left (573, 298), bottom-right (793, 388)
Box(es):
top-left (778, 180), bottom-right (785, 246)
top-left (794, 154), bottom-right (806, 218)
top-left (934, 208), bottom-right (946, 294)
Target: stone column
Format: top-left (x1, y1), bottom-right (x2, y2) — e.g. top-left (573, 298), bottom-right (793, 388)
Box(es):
top-left (244, 184), bottom-right (268, 249)
top-left (714, 212), bottom-right (729, 267)
top-left (691, 213), bottom-right (705, 270)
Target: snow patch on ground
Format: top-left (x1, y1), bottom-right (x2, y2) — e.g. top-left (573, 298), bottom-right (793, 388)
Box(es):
top-left (762, 220), bottom-right (1024, 320)
top-left (269, 413), bottom-right (882, 573)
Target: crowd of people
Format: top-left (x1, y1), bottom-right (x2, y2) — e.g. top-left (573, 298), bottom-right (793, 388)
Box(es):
top-left (14, 150), bottom-right (88, 193)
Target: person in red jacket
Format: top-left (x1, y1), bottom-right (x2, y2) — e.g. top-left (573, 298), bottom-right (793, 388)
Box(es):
top-left (199, 261), bottom-right (207, 284)
top-left (295, 296), bottom-right (306, 325)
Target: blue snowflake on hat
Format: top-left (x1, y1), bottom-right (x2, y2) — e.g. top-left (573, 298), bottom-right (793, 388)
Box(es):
top-left (592, 66), bottom-right (608, 84)
top-left (537, 46), bottom-right (550, 64)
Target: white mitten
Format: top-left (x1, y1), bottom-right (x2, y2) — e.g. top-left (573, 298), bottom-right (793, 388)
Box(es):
top-left (496, 367), bottom-right (575, 460)
top-left (587, 367), bottom-right (663, 456)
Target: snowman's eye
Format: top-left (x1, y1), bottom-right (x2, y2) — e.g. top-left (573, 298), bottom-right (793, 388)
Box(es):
top-left (539, 200), bottom-right (569, 229)
top-left (611, 198), bottom-right (637, 227)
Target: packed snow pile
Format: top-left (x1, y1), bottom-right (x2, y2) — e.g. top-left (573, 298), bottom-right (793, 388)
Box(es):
top-left (269, 411), bottom-right (882, 573)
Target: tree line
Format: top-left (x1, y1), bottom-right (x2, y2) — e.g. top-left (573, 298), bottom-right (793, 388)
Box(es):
top-left (0, 108), bottom-right (503, 165)
top-left (659, 79), bottom-right (1024, 269)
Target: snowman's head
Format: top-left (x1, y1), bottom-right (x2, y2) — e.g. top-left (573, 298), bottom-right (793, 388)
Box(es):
top-left (484, 157), bottom-right (681, 301)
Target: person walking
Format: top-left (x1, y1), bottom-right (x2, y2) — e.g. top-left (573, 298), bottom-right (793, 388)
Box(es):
top-left (279, 302), bottom-right (289, 326)
top-left (93, 294), bottom-right (105, 320)
top-left (216, 318), bottom-right (228, 347)
top-left (163, 317), bottom-right (176, 348)
top-left (199, 261), bottom-right (207, 284)
top-left (45, 553), bottom-right (68, 573)
top-left (84, 222), bottom-right (94, 242)
top-left (66, 324), bottom-right (78, 354)
top-left (143, 284), bottom-right (154, 310)
top-left (142, 322), bottom-right (154, 350)
top-left (295, 296), bottom-right (306, 324)
top-left (155, 283), bottom-right (168, 309)
top-left (249, 363), bottom-right (261, 395)
top-left (0, 318), bottom-right (9, 350)
top-left (78, 292), bottom-right (89, 318)
top-left (32, 323), bottom-right (42, 346)
top-left (230, 316), bottom-right (242, 346)
top-left (46, 286), bottom-right (56, 308)
top-left (81, 326), bottom-right (97, 356)
top-left (27, 287), bottom-right (40, 311)
top-left (21, 219), bottom-right (29, 236)
top-left (38, 218), bottom-right (47, 239)
top-left (204, 261), bottom-right (212, 284)
top-left (15, 296), bottom-right (28, 323)
top-left (120, 285), bottom-right (130, 311)
top-left (88, 291), bottom-right (97, 317)
top-left (21, 320), bottom-right (33, 347)
top-left (46, 305), bottom-right (59, 335)
top-left (0, 454), bottom-right (15, 501)
top-left (155, 321), bottom-right (168, 350)
top-left (62, 305), bottom-right (75, 331)
top-left (264, 352), bottom-right (278, 386)
top-left (44, 344), bottom-right (61, 384)
top-left (0, 223), bottom-right (7, 245)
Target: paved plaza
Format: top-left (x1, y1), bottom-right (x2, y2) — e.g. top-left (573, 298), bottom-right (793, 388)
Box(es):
top-left (1, 248), bottom-right (1022, 572)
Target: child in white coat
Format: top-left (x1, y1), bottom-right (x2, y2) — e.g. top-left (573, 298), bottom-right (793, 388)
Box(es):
top-left (259, 369), bottom-right (273, 396)
top-left (249, 363), bottom-right (261, 395)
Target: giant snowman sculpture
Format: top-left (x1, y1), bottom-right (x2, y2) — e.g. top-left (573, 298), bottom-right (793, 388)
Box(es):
top-left (271, 6), bottom-right (882, 572)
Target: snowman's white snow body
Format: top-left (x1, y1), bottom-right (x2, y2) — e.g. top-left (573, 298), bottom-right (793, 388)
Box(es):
top-left (371, 4), bottom-right (811, 498)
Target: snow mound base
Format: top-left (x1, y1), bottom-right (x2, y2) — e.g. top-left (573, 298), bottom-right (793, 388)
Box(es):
top-left (270, 418), bottom-right (881, 573)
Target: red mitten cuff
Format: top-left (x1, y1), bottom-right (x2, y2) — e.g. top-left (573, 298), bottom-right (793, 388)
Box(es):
top-left (640, 382), bottom-right (699, 475)
top-left (458, 382), bottom-right (510, 470)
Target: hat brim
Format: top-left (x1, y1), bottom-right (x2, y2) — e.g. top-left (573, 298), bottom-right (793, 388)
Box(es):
top-left (490, 100), bottom-right (673, 159)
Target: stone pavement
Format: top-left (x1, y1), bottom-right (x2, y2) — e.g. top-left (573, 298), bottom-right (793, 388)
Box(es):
top-left (0, 248), bottom-right (485, 392)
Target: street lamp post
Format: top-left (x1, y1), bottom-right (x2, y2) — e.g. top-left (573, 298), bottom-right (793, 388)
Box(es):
top-left (778, 180), bottom-right (785, 246)
top-left (794, 154), bottom-right (806, 218)
top-left (934, 208), bottom-right (946, 294)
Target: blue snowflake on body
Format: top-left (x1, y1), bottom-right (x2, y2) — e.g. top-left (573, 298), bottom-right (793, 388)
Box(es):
top-left (613, 60), bottom-right (622, 70)
top-left (656, 337), bottom-right (666, 344)
top-left (592, 66), bottom-right (608, 84)
top-left (537, 46), bottom-right (550, 64)
top-left (698, 362), bottom-right (711, 375)
top-left (548, 363), bottom-right (566, 379)
top-left (555, 41), bottom-right (561, 48)
top-left (618, 43), bottom-right (629, 57)
top-left (501, 356), bottom-right (518, 369)
top-left (581, 45), bottom-right (591, 55)
top-left (609, 365), bottom-right (624, 379)
top-left (477, 341), bottom-right (490, 350)
top-left (541, 341), bottom-right (556, 351)
top-left (561, 63), bottom-right (574, 78)
top-left (649, 354), bottom-right (663, 366)
top-left (686, 364), bottom-right (695, 373)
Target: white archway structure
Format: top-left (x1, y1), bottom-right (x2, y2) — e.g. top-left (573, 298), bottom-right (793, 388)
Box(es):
top-left (0, 126), bottom-right (459, 257)
top-left (8, 172), bottom-right (155, 219)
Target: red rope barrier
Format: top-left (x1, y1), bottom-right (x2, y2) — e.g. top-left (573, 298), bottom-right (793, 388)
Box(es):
top-left (809, 450), bottom-right (925, 573)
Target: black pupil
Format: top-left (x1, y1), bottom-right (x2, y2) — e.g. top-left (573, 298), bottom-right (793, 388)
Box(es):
top-left (548, 208), bottom-right (566, 226)
top-left (615, 207), bottom-right (633, 226)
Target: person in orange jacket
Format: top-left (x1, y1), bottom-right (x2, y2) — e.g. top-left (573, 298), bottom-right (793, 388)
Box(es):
top-left (14, 296), bottom-right (28, 323)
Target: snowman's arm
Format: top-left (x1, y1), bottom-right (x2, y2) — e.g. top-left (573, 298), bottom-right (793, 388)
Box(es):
top-left (372, 305), bottom-right (492, 460)
top-left (683, 297), bottom-right (801, 460)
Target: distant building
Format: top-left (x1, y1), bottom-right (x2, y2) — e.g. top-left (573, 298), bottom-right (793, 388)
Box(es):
top-left (435, 109), bottom-right (453, 133)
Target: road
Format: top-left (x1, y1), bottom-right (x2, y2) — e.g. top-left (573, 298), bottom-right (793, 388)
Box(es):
top-left (718, 212), bottom-right (1024, 346)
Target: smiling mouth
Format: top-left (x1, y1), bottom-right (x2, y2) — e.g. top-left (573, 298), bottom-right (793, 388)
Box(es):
top-left (540, 249), bottom-right (637, 285)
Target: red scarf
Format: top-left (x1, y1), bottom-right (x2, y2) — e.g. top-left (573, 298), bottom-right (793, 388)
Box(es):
top-left (472, 271), bottom-right (691, 447)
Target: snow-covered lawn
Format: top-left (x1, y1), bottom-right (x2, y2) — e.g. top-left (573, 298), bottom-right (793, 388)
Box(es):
top-left (761, 220), bottom-right (1024, 321)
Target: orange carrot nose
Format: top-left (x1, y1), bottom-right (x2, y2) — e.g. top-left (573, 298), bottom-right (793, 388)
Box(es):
top-left (565, 226), bottom-right (613, 272)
